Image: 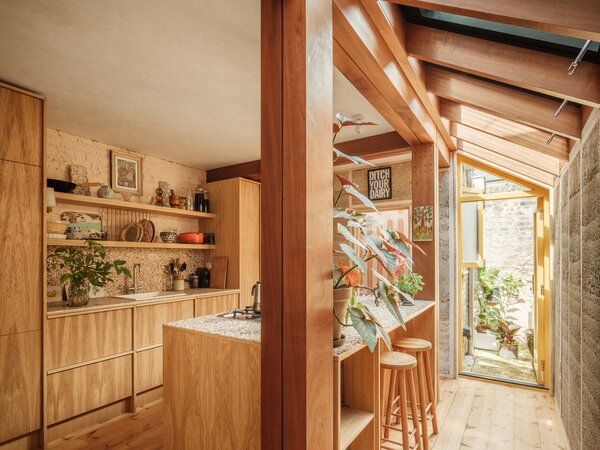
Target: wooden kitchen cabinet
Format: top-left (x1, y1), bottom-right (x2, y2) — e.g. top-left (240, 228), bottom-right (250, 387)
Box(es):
top-left (136, 347), bottom-right (163, 393)
top-left (135, 300), bottom-right (194, 349)
top-left (194, 292), bottom-right (239, 316)
top-left (205, 178), bottom-right (260, 308)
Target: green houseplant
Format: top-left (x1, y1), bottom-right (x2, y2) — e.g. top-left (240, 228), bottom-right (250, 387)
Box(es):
top-left (497, 318), bottom-right (521, 359)
top-left (48, 240), bottom-right (131, 307)
top-left (332, 113), bottom-right (424, 351)
top-left (500, 272), bottom-right (525, 303)
top-left (477, 266), bottom-right (500, 302)
top-left (396, 273), bottom-right (424, 299)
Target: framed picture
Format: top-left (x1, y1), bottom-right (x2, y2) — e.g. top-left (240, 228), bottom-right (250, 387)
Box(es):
top-left (413, 205), bottom-right (433, 241)
top-left (367, 166), bottom-right (392, 201)
top-left (110, 150), bottom-right (143, 195)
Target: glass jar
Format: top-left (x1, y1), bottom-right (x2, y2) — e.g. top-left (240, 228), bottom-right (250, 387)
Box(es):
top-left (68, 280), bottom-right (90, 307)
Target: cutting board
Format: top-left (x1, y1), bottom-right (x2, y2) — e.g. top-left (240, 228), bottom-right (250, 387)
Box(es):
top-left (209, 256), bottom-right (228, 289)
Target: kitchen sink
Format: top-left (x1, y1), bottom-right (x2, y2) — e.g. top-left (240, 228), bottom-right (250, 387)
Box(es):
top-left (114, 291), bottom-right (188, 301)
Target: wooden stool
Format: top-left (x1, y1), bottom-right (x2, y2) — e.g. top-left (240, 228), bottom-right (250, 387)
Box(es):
top-left (380, 351), bottom-right (422, 450)
top-left (392, 338), bottom-right (438, 450)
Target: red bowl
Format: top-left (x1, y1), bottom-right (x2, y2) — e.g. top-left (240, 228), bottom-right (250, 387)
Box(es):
top-left (177, 232), bottom-right (204, 244)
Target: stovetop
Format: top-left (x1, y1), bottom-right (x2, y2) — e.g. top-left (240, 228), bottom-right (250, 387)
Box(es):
top-left (218, 305), bottom-right (261, 321)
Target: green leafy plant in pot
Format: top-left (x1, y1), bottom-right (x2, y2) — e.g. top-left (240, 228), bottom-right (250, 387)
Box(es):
top-left (332, 113), bottom-right (425, 351)
top-left (497, 318), bottom-right (521, 360)
top-left (395, 273), bottom-right (424, 302)
top-left (47, 240), bottom-right (131, 307)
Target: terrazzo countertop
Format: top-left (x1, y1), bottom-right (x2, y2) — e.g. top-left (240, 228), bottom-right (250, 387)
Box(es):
top-left (166, 295), bottom-right (435, 357)
top-left (47, 288), bottom-right (240, 317)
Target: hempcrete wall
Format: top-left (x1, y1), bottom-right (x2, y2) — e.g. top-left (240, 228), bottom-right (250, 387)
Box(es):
top-left (553, 116), bottom-right (600, 450)
top-left (438, 166), bottom-right (453, 377)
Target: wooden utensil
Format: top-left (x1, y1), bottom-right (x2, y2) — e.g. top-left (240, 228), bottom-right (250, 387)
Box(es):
top-left (209, 257), bottom-right (228, 289)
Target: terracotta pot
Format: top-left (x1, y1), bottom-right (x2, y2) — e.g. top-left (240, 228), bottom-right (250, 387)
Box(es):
top-left (333, 287), bottom-right (353, 341)
top-left (177, 232), bottom-right (204, 244)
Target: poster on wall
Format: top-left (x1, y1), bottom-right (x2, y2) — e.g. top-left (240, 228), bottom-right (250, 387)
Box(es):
top-left (413, 205), bottom-right (433, 241)
top-left (367, 166), bottom-right (392, 201)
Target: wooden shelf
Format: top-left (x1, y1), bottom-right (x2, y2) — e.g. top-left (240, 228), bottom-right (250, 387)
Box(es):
top-left (47, 239), bottom-right (215, 250)
top-left (340, 406), bottom-right (374, 450)
top-left (54, 192), bottom-right (216, 219)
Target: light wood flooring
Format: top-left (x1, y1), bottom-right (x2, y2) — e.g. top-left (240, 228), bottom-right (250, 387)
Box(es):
top-left (46, 377), bottom-right (567, 450)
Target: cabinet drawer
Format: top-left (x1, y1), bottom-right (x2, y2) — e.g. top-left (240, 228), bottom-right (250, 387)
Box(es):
top-left (46, 309), bottom-right (133, 370)
top-left (0, 331), bottom-right (41, 443)
top-left (195, 294), bottom-right (239, 317)
top-left (136, 347), bottom-right (163, 393)
top-left (135, 300), bottom-right (194, 349)
top-left (47, 355), bottom-right (132, 425)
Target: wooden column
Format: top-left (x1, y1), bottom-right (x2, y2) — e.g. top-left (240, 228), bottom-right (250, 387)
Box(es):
top-left (261, 0), bottom-right (333, 449)
top-left (411, 143), bottom-right (439, 399)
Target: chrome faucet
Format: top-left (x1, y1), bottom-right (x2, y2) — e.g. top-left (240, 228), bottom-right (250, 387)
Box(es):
top-left (128, 264), bottom-right (143, 294)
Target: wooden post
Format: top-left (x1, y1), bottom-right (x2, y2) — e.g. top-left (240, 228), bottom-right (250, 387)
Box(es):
top-left (261, 0), bottom-right (333, 449)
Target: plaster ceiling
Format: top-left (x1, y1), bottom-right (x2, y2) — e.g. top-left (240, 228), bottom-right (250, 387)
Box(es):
top-left (0, 0), bottom-right (392, 170)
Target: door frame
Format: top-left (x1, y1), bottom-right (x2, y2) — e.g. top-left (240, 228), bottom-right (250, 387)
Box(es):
top-left (455, 155), bottom-right (551, 389)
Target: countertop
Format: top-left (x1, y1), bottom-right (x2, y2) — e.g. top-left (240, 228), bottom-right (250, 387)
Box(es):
top-left (47, 288), bottom-right (240, 317)
top-left (166, 295), bottom-right (435, 357)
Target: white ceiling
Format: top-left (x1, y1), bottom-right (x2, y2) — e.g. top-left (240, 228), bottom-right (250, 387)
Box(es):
top-left (0, 0), bottom-right (392, 170)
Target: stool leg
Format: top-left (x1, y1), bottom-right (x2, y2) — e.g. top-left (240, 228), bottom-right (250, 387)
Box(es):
top-left (398, 370), bottom-right (410, 449)
top-left (416, 352), bottom-right (430, 450)
top-left (407, 368), bottom-right (422, 450)
top-left (423, 349), bottom-right (439, 434)
top-left (384, 369), bottom-right (397, 439)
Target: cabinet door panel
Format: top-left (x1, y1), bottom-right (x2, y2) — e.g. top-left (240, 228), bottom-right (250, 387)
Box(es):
top-left (0, 331), bottom-right (41, 442)
top-left (0, 160), bottom-right (42, 335)
top-left (135, 300), bottom-right (194, 349)
top-left (0, 87), bottom-right (43, 166)
top-left (136, 347), bottom-right (163, 393)
top-left (195, 294), bottom-right (239, 317)
top-left (46, 309), bottom-right (133, 370)
top-left (46, 355), bottom-right (132, 425)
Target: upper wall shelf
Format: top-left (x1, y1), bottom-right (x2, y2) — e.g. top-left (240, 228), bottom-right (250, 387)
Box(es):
top-left (54, 192), bottom-right (216, 220)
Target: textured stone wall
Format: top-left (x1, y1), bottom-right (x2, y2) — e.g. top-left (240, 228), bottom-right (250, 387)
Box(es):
top-left (553, 115), bottom-right (600, 450)
top-left (438, 166), bottom-right (453, 377)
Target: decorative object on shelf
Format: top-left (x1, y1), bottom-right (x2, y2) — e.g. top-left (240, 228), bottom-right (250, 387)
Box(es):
top-left (187, 188), bottom-right (194, 211)
top-left (160, 231), bottom-right (177, 243)
top-left (111, 149), bottom-right (143, 196)
top-left (70, 164), bottom-right (91, 196)
top-left (47, 240), bottom-right (131, 307)
top-left (61, 210), bottom-right (105, 240)
top-left (47, 284), bottom-right (62, 303)
top-left (173, 276), bottom-right (185, 291)
top-left (121, 192), bottom-right (132, 201)
top-left (138, 219), bottom-right (155, 243)
top-left (332, 113), bottom-right (421, 351)
top-left (194, 186), bottom-right (205, 212)
top-left (154, 187), bottom-right (165, 206)
top-left (47, 178), bottom-right (101, 193)
top-left (395, 273), bottom-right (424, 305)
top-left (121, 222), bottom-right (143, 242)
top-left (96, 185), bottom-right (114, 199)
top-left (203, 233), bottom-right (215, 245)
top-left (143, 195), bottom-right (154, 205)
top-left (179, 197), bottom-right (187, 209)
top-left (413, 205), bottom-right (433, 242)
top-left (47, 220), bottom-right (69, 235)
top-left (169, 189), bottom-right (180, 208)
top-left (367, 166), bottom-right (392, 201)
top-left (177, 232), bottom-right (204, 244)
top-left (159, 181), bottom-right (171, 207)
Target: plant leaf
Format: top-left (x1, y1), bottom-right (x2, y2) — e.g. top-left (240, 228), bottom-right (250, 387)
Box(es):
top-left (335, 113), bottom-right (377, 127)
top-left (348, 307), bottom-right (378, 352)
top-left (363, 235), bottom-right (396, 274)
top-left (343, 185), bottom-right (378, 211)
top-left (333, 147), bottom-right (374, 167)
top-left (378, 283), bottom-right (406, 329)
top-left (337, 223), bottom-right (366, 250)
top-left (335, 173), bottom-right (358, 188)
top-left (339, 243), bottom-right (366, 272)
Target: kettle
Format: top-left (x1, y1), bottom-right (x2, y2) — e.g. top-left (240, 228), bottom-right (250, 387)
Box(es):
top-left (251, 281), bottom-right (261, 313)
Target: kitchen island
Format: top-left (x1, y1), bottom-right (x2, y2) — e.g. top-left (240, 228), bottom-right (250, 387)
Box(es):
top-left (163, 297), bottom-right (436, 450)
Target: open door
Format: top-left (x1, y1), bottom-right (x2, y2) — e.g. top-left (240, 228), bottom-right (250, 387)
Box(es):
top-left (533, 198), bottom-right (547, 386)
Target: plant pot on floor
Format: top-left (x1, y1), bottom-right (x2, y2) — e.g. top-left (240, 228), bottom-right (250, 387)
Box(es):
top-left (499, 342), bottom-right (519, 360)
top-left (333, 287), bottom-right (352, 347)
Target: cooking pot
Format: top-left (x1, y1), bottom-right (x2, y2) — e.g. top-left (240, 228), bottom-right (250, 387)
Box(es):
top-left (177, 232), bottom-right (204, 244)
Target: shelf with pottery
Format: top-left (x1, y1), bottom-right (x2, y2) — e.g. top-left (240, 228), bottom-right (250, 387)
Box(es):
top-left (46, 238), bottom-right (216, 250)
top-left (54, 192), bottom-right (216, 219)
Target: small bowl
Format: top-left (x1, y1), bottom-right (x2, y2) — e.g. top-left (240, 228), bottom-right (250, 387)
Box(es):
top-left (160, 231), bottom-right (177, 243)
top-left (47, 220), bottom-right (69, 234)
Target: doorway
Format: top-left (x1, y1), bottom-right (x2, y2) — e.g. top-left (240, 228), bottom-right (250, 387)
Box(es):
top-left (457, 156), bottom-right (550, 388)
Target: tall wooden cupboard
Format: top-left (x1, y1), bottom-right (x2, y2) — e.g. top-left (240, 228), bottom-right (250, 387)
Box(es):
top-left (204, 178), bottom-right (260, 308)
top-left (0, 82), bottom-right (45, 448)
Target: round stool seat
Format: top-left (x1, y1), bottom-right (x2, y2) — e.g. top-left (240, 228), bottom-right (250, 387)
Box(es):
top-left (381, 351), bottom-right (417, 370)
top-left (392, 337), bottom-right (432, 352)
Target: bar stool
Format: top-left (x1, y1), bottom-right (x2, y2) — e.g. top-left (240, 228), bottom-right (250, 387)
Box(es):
top-left (380, 351), bottom-right (422, 450)
top-left (392, 338), bottom-right (438, 450)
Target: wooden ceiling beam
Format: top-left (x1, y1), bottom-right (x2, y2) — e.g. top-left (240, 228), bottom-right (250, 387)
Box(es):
top-left (357, 0), bottom-right (456, 153)
top-left (426, 66), bottom-right (582, 140)
top-left (457, 140), bottom-right (556, 187)
top-left (333, 0), bottom-right (438, 145)
top-left (407, 24), bottom-right (600, 107)
top-left (207, 132), bottom-right (411, 182)
top-left (386, 0), bottom-right (600, 42)
top-left (441, 100), bottom-right (570, 160)
top-left (451, 122), bottom-right (562, 176)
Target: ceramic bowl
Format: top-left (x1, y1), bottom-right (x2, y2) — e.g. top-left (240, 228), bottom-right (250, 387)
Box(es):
top-left (160, 231), bottom-right (177, 243)
top-left (47, 220), bottom-right (69, 234)
top-left (177, 232), bottom-right (204, 244)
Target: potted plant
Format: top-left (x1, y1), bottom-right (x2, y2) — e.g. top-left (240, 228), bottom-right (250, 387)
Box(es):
top-left (331, 113), bottom-right (424, 351)
top-left (477, 267), bottom-right (500, 303)
top-left (497, 318), bottom-right (521, 359)
top-left (475, 296), bottom-right (500, 333)
top-left (396, 273), bottom-right (424, 303)
top-left (48, 240), bottom-right (131, 307)
top-left (500, 272), bottom-right (525, 304)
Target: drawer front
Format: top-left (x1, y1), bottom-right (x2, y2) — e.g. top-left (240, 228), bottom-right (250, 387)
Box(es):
top-left (46, 309), bottom-right (133, 370)
top-left (46, 355), bottom-right (132, 425)
top-left (194, 294), bottom-right (239, 317)
top-left (0, 331), bottom-right (41, 443)
top-left (135, 300), bottom-right (194, 349)
top-left (136, 347), bottom-right (163, 393)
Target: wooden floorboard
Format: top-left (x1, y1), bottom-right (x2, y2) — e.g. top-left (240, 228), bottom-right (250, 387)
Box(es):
top-left (45, 378), bottom-right (567, 450)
